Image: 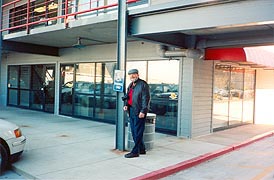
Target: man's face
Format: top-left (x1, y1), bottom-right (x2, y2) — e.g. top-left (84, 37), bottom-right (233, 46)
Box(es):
top-left (129, 73), bottom-right (139, 82)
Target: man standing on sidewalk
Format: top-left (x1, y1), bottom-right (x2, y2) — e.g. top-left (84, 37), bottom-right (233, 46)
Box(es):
top-left (123, 69), bottom-right (150, 158)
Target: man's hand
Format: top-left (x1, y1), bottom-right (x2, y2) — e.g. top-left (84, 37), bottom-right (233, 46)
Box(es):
top-left (123, 106), bottom-right (128, 111)
top-left (139, 112), bottom-right (145, 118)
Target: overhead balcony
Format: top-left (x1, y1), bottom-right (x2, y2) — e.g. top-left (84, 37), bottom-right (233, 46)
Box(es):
top-left (1, 0), bottom-right (147, 50)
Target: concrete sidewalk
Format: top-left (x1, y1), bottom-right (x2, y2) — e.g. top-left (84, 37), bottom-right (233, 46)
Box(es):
top-left (1, 106), bottom-right (274, 180)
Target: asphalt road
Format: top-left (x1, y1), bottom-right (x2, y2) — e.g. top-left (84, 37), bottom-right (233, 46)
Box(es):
top-left (163, 136), bottom-right (274, 180)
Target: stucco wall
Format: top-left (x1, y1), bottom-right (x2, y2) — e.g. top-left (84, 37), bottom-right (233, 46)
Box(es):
top-left (59, 41), bottom-right (164, 62)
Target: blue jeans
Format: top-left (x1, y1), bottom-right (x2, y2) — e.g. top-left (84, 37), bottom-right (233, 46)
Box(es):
top-left (129, 108), bottom-right (146, 154)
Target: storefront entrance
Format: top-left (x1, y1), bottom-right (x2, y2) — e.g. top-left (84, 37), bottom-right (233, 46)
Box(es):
top-left (7, 64), bottom-right (55, 113)
top-left (59, 60), bottom-right (179, 135)
top-left (59, 63), bottom-right (116, 122)
top-left (213, 64), bottom-right (255, 130)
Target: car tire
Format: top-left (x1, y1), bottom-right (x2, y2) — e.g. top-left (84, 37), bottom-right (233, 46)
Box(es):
top-left (0, 143), bottom-right (8, 175)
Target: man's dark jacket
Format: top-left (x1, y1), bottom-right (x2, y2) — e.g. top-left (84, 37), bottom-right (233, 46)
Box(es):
top-left (126, 78), bottom-right (150, 116)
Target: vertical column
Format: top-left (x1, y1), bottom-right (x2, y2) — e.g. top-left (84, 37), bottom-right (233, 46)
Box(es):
top-left (54, 62), bottom-right (60, 115)
top-left (0, 0), bottom-right (3, 105)
top-left (177, 57), bottom-right (194, 138)
top-left (116, 0), bottom-right (127, 151)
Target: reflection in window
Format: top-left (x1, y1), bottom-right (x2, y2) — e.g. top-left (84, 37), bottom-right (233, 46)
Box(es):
top-left (8, 66), bottom-right (19, 106)
top-left (243, 70), bottom-right (255, 123)
top-left (20, 66), bottom-right (31, 89)
top-left (31, 0), bottom-right (58, 26)
top-left (213, 64), bottom-right (255, 130)
top-left (60, 64), bottom-right (75, 115)
top-left (7, 64), bottom-right (55, 113)
top-left (229, 67), bottom-right (244, 126)
top-left (74, 63), bottom-right (95, 117)
top-left (59, 61), bottom-right (179, 135)
top-left (95, 63), bottom-right (116, 120)
top-left (9, 4), bottom-right (27, 33)
top-left (213, 65), bottom-right (230, 129)
top-left (148, 60), bottom-right (179, 134)
top-left (59, 62), bottom-right (117, 121)
top-left (8, 66), bottom-right (19, 88)
top-left (127, 60), bottom-right (179, 134)
top-left (8, 89), bottom-right (18, 105)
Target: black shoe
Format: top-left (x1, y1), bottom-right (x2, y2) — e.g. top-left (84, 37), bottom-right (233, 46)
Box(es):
top-left (140, 150), bottom-right (146, 155)
top-left (124, 152), bottom-right (139, 158)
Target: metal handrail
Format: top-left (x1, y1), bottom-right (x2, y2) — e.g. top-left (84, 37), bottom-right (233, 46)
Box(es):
top-left (1, 0), bottom-right (138, 33)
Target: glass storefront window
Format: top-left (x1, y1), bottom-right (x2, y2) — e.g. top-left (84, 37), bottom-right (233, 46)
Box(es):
top-left (127, 60), bottom-right (179, 134)
top-left (126, 61), bottom-right (147, 83)
top-left (229, 67), bottom-right (244, 126)
top-left (213, 64), bottom-right (255, 130)
top-left (74, 63), bottom-right (95, 117)
top-left (8, 66), bottom-right (19, 88)
top-left (8, 89), bottom-right (18, 106)
top-left (8, 66), bottom-right (19, 106)
top-left (95, 63), bottom-right (116, 120)
top-left (148, 60), bottom-right (179, 134)
top-left (213, 65), bottom-right (230, 129)
top-left (60, 64), bottom-right (75, 115)
top-left (243, 70), bottom-right (255, 123)
top-left (8, 64), bottom-right (55, 113)
top-left (20, 90), bottom-right (30, 107)
top-left (60, 62), bottom-right (116, 122)
top-left (20, 66), bottom-right (31, 89)
top-left (9, 4), bottom-right (27, 33)
top-left (59, 61), bottom-right (178, 134)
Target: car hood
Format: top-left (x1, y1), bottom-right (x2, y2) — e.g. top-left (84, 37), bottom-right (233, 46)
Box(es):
top-left (0, 119), bottom-right (18, 130)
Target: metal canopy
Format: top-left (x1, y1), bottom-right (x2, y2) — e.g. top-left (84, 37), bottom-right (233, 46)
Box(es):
top-left (129, 0), bottom-right (274, 48)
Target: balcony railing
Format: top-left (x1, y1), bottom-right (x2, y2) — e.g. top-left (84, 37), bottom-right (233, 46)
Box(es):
top-left (1, 0), bottom-right (139, 34)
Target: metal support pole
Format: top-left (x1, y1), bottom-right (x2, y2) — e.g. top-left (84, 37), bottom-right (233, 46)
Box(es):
top-left (0, 0), bottom-right (2, 105)
top-left (115, 0), bottom-right (127, 151)
top-left (0, 0), bottom-right (2, 60)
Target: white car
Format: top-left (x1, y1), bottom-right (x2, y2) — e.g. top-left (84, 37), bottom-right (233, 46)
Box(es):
top-left (0, 119), bottom-right (26, 174)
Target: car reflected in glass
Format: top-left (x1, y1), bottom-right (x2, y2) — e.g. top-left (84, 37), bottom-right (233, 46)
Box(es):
top-left (149, 83), bottom-right (178, 115)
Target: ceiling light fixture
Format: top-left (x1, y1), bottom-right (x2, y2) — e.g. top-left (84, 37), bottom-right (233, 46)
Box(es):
top-left (72, 37), bottom-right (86, 49)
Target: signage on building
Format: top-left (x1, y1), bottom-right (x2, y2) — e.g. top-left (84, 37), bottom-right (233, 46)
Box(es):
top-left (113, 70), bottom-right (125, 92)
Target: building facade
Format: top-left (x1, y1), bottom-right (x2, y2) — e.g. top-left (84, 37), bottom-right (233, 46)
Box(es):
top-left (0, 0), bottom-right (274, 139)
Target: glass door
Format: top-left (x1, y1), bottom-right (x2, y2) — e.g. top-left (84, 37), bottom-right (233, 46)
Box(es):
top-left (44, 65), bottom-right (55, 112)
top-left (94, 63), bottom-right (116, 121)
top-left (243, 70), bottom-right (255, 123)
top-left (7, 64), bottom-right (55, 113)
top-left (7, 66), bottom-right (19, 106)
top-left (31, 65), bottom-right (45, 110)
top-left (60, 64), bottom-right (74, 115)
top-left (19, 65), bottom-right (31, 107)
top-left (30, 64), bottom-right (55, 113)
top-left (74, 63), bottom-right (95, 117)
top-left (213, 65), bottom-right (230, 129)
top-left (229, 67), bottom-right (244, 126)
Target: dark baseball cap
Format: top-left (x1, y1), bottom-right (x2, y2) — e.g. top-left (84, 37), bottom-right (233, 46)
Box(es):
top-left (128, 69), bottom-right (139, 75)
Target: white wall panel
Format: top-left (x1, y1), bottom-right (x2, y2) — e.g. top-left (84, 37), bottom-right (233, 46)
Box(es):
top-left (192, 59), bottom-right (213, 137)
top-left (255, 69), bottom-right (274, 125)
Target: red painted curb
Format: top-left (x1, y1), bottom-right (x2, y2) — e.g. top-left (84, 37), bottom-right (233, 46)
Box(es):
top-left (131, 131), bottom-right (274, 180)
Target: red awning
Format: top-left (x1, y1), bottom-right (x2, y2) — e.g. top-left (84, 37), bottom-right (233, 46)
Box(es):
top-left (205, 46), bottom-right (274, 68)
